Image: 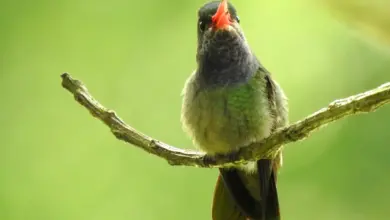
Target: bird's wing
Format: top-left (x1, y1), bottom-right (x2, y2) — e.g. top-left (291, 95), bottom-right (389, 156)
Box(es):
top-left (262, 72), bottom-right (288, 220)
top-left (264, 73), bottom-right (289, 130)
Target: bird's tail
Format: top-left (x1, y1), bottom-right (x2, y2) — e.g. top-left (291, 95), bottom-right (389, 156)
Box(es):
top-left (258, 159), bottom-right (280, 220)
top-left (212, 174), bottom-right (248, 220)
top-left (264, 170), bottom-right (280, 220)
top-left (211, 159), bottom-right (280, 220)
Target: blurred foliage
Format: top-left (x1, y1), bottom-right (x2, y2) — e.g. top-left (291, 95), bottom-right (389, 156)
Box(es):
top-left (1, 0), bottom-right (390, 219)
top-left (324, 0), bottom-right (390, 50)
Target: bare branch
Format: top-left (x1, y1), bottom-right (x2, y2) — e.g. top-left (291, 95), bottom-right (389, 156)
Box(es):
top-left (61, 73), bottom-right (390, 168)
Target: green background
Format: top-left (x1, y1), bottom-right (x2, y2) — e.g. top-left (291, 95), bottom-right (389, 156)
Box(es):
top-left (1, 0), bottom-right (390, 219)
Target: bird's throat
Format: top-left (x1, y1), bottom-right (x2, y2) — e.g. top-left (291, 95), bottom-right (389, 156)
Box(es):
top-left (197, 39), bottom-right (259, 87)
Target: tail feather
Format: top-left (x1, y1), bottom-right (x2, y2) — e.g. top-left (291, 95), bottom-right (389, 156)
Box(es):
top-left (212, 174), bottom-right (248, 220)
top-left (257, 159), bottom-right (280, 220)
top-left (257, 159), bottom-right (272, 219)
top-left (265, 171), bottom-right (280, 220)
top-left (212, 161), bottom-right (280, 220)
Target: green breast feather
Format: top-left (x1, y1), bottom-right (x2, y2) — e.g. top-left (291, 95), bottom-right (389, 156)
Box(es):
top-left (181, 70), bottom-right (273, 155)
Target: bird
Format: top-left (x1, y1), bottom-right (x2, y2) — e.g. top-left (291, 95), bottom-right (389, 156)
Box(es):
top-left (180, 0), bottom-right (288, 219)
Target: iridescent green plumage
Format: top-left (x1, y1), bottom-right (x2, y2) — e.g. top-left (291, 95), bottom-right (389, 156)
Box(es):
top-left (181, 1), bottom-right (288, 219)
top-left (182, 67), bottom-right (288, 218)
top-left (182, 69), bottom-right (274, 156)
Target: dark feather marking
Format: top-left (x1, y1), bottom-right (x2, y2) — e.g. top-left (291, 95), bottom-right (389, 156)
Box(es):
top-left (212, 175), bottom-right (248, 220)
top-left (223, 97), bottom-right (233, 134)
top-left (193, 85), bottom-right (201, 100)
top-left (264, 73), bottom-right (277, 131)
top-left (243, 114), bottom-right (250, 138)
top-left (203, 129), bottom-right (209, 142)
top-left (223, 97), bottom-right (228, 116)
top-left (265, 171), bottom-right (281, 220)
top-left (257, 159), bottom-right (272, 220)
top-left (219, 168), bottom-right (263, 219)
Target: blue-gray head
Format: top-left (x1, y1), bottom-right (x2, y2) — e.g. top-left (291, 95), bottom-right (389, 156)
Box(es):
top-left (196, 0), bottom-right (259, 86)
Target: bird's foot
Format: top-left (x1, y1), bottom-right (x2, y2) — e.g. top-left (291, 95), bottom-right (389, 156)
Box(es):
top-left (203, 151), bottom-right (240, 167)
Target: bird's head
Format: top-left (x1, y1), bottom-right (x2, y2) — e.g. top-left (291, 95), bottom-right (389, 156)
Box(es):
top-left (196, 0), bottom-right (253, 77)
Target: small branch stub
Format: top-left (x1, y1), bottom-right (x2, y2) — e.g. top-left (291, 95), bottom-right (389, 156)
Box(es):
top-left (61, 73), bottom-right (390, 168)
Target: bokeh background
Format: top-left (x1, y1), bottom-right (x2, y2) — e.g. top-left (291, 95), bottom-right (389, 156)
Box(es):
top-left (1, 0), bottom-right (390, 219)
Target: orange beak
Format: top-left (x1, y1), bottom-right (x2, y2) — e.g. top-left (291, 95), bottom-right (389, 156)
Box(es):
top-left (211, 0), bottom-right (232, 29)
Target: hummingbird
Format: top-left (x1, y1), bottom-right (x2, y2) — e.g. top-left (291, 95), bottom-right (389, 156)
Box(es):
top-left (181, 0), bottom-right (288, 219)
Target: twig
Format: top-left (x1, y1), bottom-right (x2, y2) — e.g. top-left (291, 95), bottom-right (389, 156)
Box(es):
top-left (61, 73), bottom-right (390, 168)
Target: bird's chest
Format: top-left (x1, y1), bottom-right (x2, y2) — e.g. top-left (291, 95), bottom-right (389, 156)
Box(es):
top-left (187, 84), bottom-right (273, 154)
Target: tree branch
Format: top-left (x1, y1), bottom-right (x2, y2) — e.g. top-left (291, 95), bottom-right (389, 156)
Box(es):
top-left (61, 73), bottom-right (390, 168)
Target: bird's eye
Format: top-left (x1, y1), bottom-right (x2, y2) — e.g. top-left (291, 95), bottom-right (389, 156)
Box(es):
top-left (199, 21), bottom-right (206, 32)
top-left (236, 16), bottom-right (240, 23)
